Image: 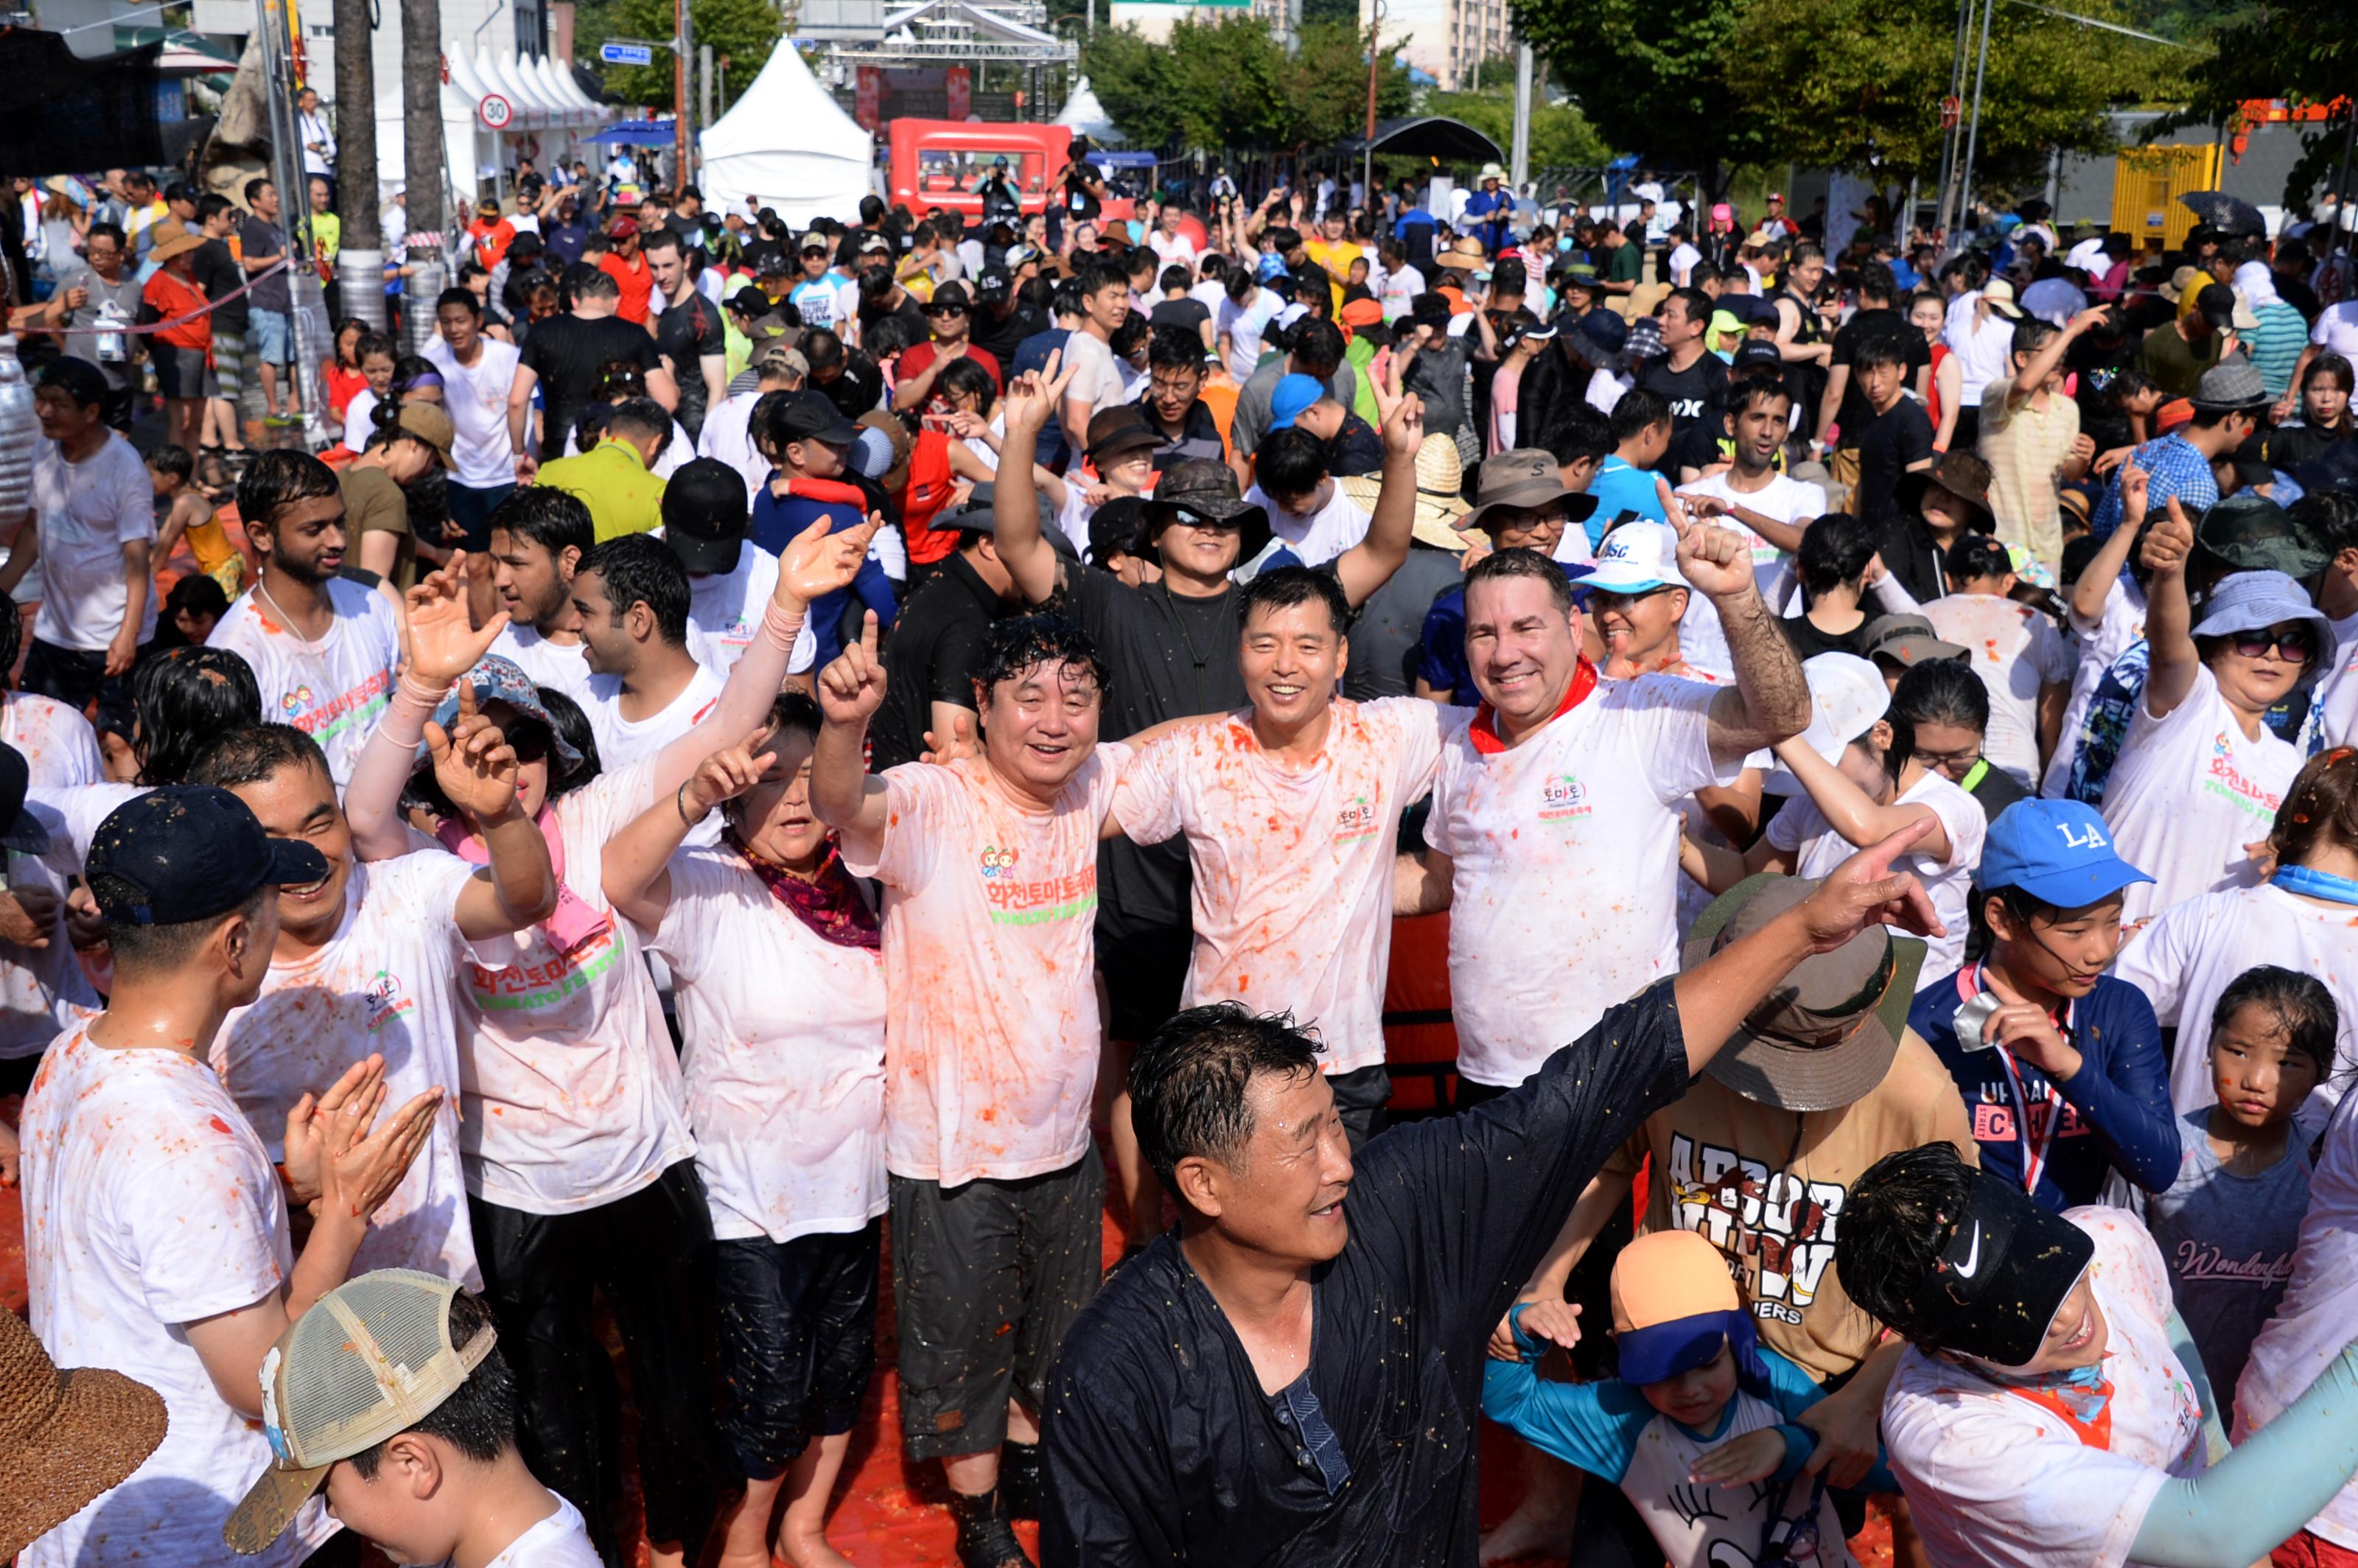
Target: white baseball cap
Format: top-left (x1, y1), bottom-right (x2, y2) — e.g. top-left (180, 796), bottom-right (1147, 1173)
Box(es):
top-left (1581, 521), bottom-right (1690, 595)
top-left (1765, 653), bottom-right (1891, 797)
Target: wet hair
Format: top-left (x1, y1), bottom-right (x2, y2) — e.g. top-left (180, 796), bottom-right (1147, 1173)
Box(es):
top-left (101, 885), bottom-right (265, 975)
top-left (160, 573), bottom-right (231, 645)
top-left (1147, 327), bottom-right (1203, 377)
top-left (1835, 1143), bottom-right (1981, 1354)
top-left (1464, 545), bottom-right (1576, 615)
top-left (2009, 318), bottom-right (2060, 360)
top-left (436, 287), bottom-right (482, 318)
top-left (2210, 964), bottom-right (2338, 1081)
top-left (1129, 1001), bottom-right (1326, 1193)
top-left (577, 534), bottom-right (690, 647)
top-left (1254, 427), bottom-right (1328, 500)
top-left (1110, 310), bottom-right (1151, 361)
top-left (1855, 262), bottom-right (1898, 305)
top-left (1726, 379), bottom-right (1795, 422)
top-left (346, 1291), bottom-right (517, 1478)
top-left (2271, 746), bottom-right (2358, 870)
top-left (235, 449), bottom-right (340, 540)
top-left (604, 396), bottom-right (671, 447)
top-left (187, 722), bottom-right (333, 795)
top-left (1076, 255), bottom-right (1128, 298)
top-left (1853, 333), bottom-right (1910, 374)
top-left (570, 264), bottom-right (621, 302)
top-left (972, 614), bottom-right (1111, 704)
top-left (1290, 320), bottom-right (1346, 379)
top-left (1159, 264), bottom-right (1192, 293)
top-left (1609, 388), bottom-right (1671, 445)
top-left (487, 486), bottom-right (593, 561)
top-left (147, 444), bottom-right (195, 483)
top-left (1891, 656), bottom-right (1989, 737)
top-left (762, 689), bottom-right (823, 748)
top-left (1237, 566), bottom-right (1350, 639)
top-left (938, 356), bottom-right (996, 414)
top-left (130, 648), bottom-right (262, 785)
top-left (2291, 488), bottom-right (2358, 560)
top-left (1797, 510), bottom-right (1879, 595)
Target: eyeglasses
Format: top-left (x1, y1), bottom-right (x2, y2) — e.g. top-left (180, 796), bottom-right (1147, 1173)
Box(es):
top-left (1911, 743), bottom-right (1982, 772)
top-left (1149, 376), bottom-right (1200, 397)
top-left (2228, 627), bottom-right (2317, 661)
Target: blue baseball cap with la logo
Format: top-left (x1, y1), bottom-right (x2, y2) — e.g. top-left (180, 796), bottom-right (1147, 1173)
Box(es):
top-left (1979, 799), bottom-right (2153, 909)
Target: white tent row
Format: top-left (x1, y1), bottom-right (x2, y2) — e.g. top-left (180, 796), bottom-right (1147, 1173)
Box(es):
top-left (371, 49), bottom-right (615, 208)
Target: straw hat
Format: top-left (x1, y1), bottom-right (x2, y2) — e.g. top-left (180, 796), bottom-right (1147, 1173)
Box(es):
top-left (0, 1309), bottom-right (169, 1559)
top-left (145, 219), bottom-right (203, 266)
top-left (1339, 433), bottom-right (1469, 549)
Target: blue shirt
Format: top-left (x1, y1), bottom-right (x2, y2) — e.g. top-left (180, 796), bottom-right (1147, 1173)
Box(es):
top-left (2091, 431), bottom-right (2218, 540)
top-left (749, 486), bottom-right (898, 668)
top-left (1461, 189), bottom-right (1512, 253)
top-left (1583, 457), bottom-right (1669, 550)
top-left (1483, 1326), bottom-right (1900, 1494)
top-left (1910, 970), bottom-right (2180, 1209)
top-left (1012, 324), bottom-right (1075, 469)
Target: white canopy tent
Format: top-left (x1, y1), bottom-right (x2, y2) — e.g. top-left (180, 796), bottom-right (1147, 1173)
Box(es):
top-left (699, 38), bottom-right (875, 224)
top-left (371, 49), bottom-right (612, 207)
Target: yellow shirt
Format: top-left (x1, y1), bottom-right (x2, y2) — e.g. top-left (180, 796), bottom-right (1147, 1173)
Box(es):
top-left (535, 439), bottom-right (668, 542)
top-left (1303, 237), bottom-right (1363, 310)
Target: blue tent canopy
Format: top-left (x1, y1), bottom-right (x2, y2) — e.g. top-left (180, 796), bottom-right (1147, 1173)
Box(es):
top-left (588, 120), bottom-right (676, 145)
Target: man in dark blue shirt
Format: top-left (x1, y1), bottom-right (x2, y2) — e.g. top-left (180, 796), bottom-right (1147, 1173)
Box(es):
top-left (1041, 828), bottom-right (1947, 1567)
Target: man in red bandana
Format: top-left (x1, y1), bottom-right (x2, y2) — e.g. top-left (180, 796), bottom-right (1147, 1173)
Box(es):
top-left (1397, 517), bottom-right (1811, 1098)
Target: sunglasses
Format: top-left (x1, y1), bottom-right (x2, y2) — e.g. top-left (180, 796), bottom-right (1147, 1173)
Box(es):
top-left (507, 721), bottom-right (554, 765)
top-left (926, 303), bottom-right (968, 317)
top-left (2228, 626), bottom-right (2317, 661)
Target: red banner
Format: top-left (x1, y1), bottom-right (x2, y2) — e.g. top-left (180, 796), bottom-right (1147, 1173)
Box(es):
top-left (856, 65), bottom-right (882, 132)
top-left (946, 66), bottom-right (971, 121)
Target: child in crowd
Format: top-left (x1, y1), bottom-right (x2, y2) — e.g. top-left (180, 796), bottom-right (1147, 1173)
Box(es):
top-left (1913, 797), bottom-right (2179, 1209)
top-left (2106, 965), bottom-right (2331, 1399)
top-left (155, 573), bottom-right (229, 649)
top-left (1683, 651), bottom-right (1983, 980)
top-left (1483, 1230), bottom-right (1894, 1568)
top-left (225, 1271), bottom-right (598, 1568)
top-left (147, 444), bottom-right (242, 596)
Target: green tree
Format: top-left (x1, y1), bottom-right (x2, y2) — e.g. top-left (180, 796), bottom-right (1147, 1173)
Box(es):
top-left (1301, 0), bottom-right (1360, 25)
top-left (1421, 88), bottom-right (1612, 169)
top-left (1722, 0), bottom-right (2169, 192)
top-left (2166, 0), bottom-right (2355, 205)
top-left (1081, 17), bottom-right (1410, 153)
top-left (1508, 0), bottom-right (1764, 197)
top-left (581, 0), bottom-right (786, 114)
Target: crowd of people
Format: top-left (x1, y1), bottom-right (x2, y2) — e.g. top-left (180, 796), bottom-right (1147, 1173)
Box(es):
top-left (5, 137), bottom-right (2358, 1568)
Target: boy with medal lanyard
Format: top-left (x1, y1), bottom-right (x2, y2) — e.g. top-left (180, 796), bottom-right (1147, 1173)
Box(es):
top-left (1910, 797), bottom-right (2181, 1208)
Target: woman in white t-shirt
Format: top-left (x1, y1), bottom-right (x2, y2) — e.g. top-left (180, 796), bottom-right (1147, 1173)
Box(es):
top-left (1684, 651), bottom-right (1984, 979)
top-left (602, 694), bottom-right (886, 1568)
top-left (2100, 502), bottom-right (2327, 929)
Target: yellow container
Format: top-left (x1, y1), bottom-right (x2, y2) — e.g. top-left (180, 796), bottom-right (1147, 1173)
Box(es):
top-left (2110, 142), bottom-right (2225, 252)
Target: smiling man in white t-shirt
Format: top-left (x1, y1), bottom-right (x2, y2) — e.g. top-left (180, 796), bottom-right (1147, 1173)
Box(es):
top-left (425, 287), bottom-right (523, 559)
top-left (569, 532), bottom-right (726, 770)
top-left (1398, 518), bottom-right (1813, 1094)
top-left (207, 450), bottom-right (402, 785)
top-left (18, 786), bottom-right (441, 1568)
top-left (1675, 379), bottom-right (1827, 676)
top-left (484, 489), bottom-right (596, 710)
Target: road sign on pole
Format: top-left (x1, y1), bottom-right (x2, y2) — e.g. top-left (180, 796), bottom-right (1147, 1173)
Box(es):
top-left (477, 92), bottom-right (514, 129)
top-left (599, 40), bottom-right (655, 66)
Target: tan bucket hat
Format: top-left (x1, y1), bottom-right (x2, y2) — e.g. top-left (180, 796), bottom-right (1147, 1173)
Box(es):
top-left (1338, 433), bottom-right (1469, 549)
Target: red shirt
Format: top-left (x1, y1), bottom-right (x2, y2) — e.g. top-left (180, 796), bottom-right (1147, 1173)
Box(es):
top-left (899, 340), bottom-right (1003, 409)
top-left (598, 251), bottom-right (654, 323)
top-left (901, 428), bottom-right (960, 567)
top-left (141, 269), bottom-right (211, 352)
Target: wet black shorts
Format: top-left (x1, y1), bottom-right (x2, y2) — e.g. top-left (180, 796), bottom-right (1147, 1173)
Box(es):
top-left (711, 1220), bottom-right (882, 1479)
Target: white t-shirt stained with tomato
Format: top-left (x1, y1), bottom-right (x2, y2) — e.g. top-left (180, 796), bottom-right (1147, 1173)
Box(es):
top-left (650, 849), bottom-right (888, 1243)
top-left (19, 1025), bottom-right (335, 1568)
top-left (455, 762), bottom-right (696, 1214)
top-left (1765, 766), bottom-right (1987, 982)
top-left (842, 748), bottom-right (1128, 1187)
top-left (1114, 699), bottom-right (1446, 1075)
top-left (208, 577), bottom-right (401, 785)
top-left (1882, 1208), bottom-right (2211, 1568)
top-left (1427, 673), bottom-right (1735, 1088)
top-left (0, 693), bottom-right (103, 1057)
top-left (1921, 591), bottom-right (2074, 787)
top-left (213, 851), bottom-right (489, 1287)
top-left (2099, 663), bottom-right (2301, 928)
top-left (482, 1496), bottom-right (604, 1568)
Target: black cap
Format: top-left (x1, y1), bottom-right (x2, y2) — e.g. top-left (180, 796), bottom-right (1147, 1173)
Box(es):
top-left (660, 458), bottom-right (750, 575)
top-left (85, 787), bottom-right (329, 927)
top-left (973, 266), bottom-right (1012, 302)
top-left (0, 743), bottom-right (49, 855)
top-left (2194, 281), bottom-right (2237, 329)
top-left (775, 389), bottom-right (858, 448)
top-left (1730, 338), bottom-right (1783, 372)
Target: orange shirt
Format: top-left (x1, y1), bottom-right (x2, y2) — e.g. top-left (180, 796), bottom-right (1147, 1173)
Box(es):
top-left (598, 251), bottom-right (654, 323)
top-left (141, 268), bottom-right (211, 352)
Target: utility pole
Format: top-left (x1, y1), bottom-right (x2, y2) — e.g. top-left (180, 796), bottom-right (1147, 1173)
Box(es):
top-left (1509, 41), bottom-right (1531, 189)
top-left (1956, 0), bottom-right (1995, 245)
top-left (401, 0), bottom-right (447, 354)
top-left (674, 0), bottom-right (693, 188)
top-left (700, 42), bottom-right (713, 131)
top-left (1362, 0), bottom-right (1383, 205)
top-left (331, 0), bottom-right (382, 331)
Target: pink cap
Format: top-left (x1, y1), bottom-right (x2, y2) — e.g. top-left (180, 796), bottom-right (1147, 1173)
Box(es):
top-left (1711, 203), bottom-right (1733, 223)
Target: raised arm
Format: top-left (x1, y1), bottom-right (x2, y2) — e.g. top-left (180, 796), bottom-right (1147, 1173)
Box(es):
top-left (604, 738), bottom-right (768, 931)
top-left (422, 682), bottom-right (559, 939)
top-left (992, 355), bottom-right (1078, 607)
top-left (2071, 461), bottom-right (2147, 625)
top-left (345, 554), bottom-right (511, 861)
top-left (1772, 729), bottom-right (1953, 861)
top-left (2006, 307), bottom-right (2108, 410)
top-left (1332, 377), bottom-right (1424, 607)
top-left (810, 611), bottom-right (892, 844)
top-left (2139, 495), bottom-right (2201, 721)
top-left (1669, 494), bottom-right (1811, 758)
top-left (645, 510), bottom-right (878, 798)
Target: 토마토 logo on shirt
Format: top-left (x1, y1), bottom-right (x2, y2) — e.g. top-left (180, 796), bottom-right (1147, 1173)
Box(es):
top-left (1537, 771), bottom-right (1592, 823)
top-left (279, 683), bottom-right (316, 715)
top-left (1334, 794), bottom-right (1380, 844)
top-left (364, 968), bottom-right (417, 1032)
top-left (979, 845), bottom-right (1020, 879)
